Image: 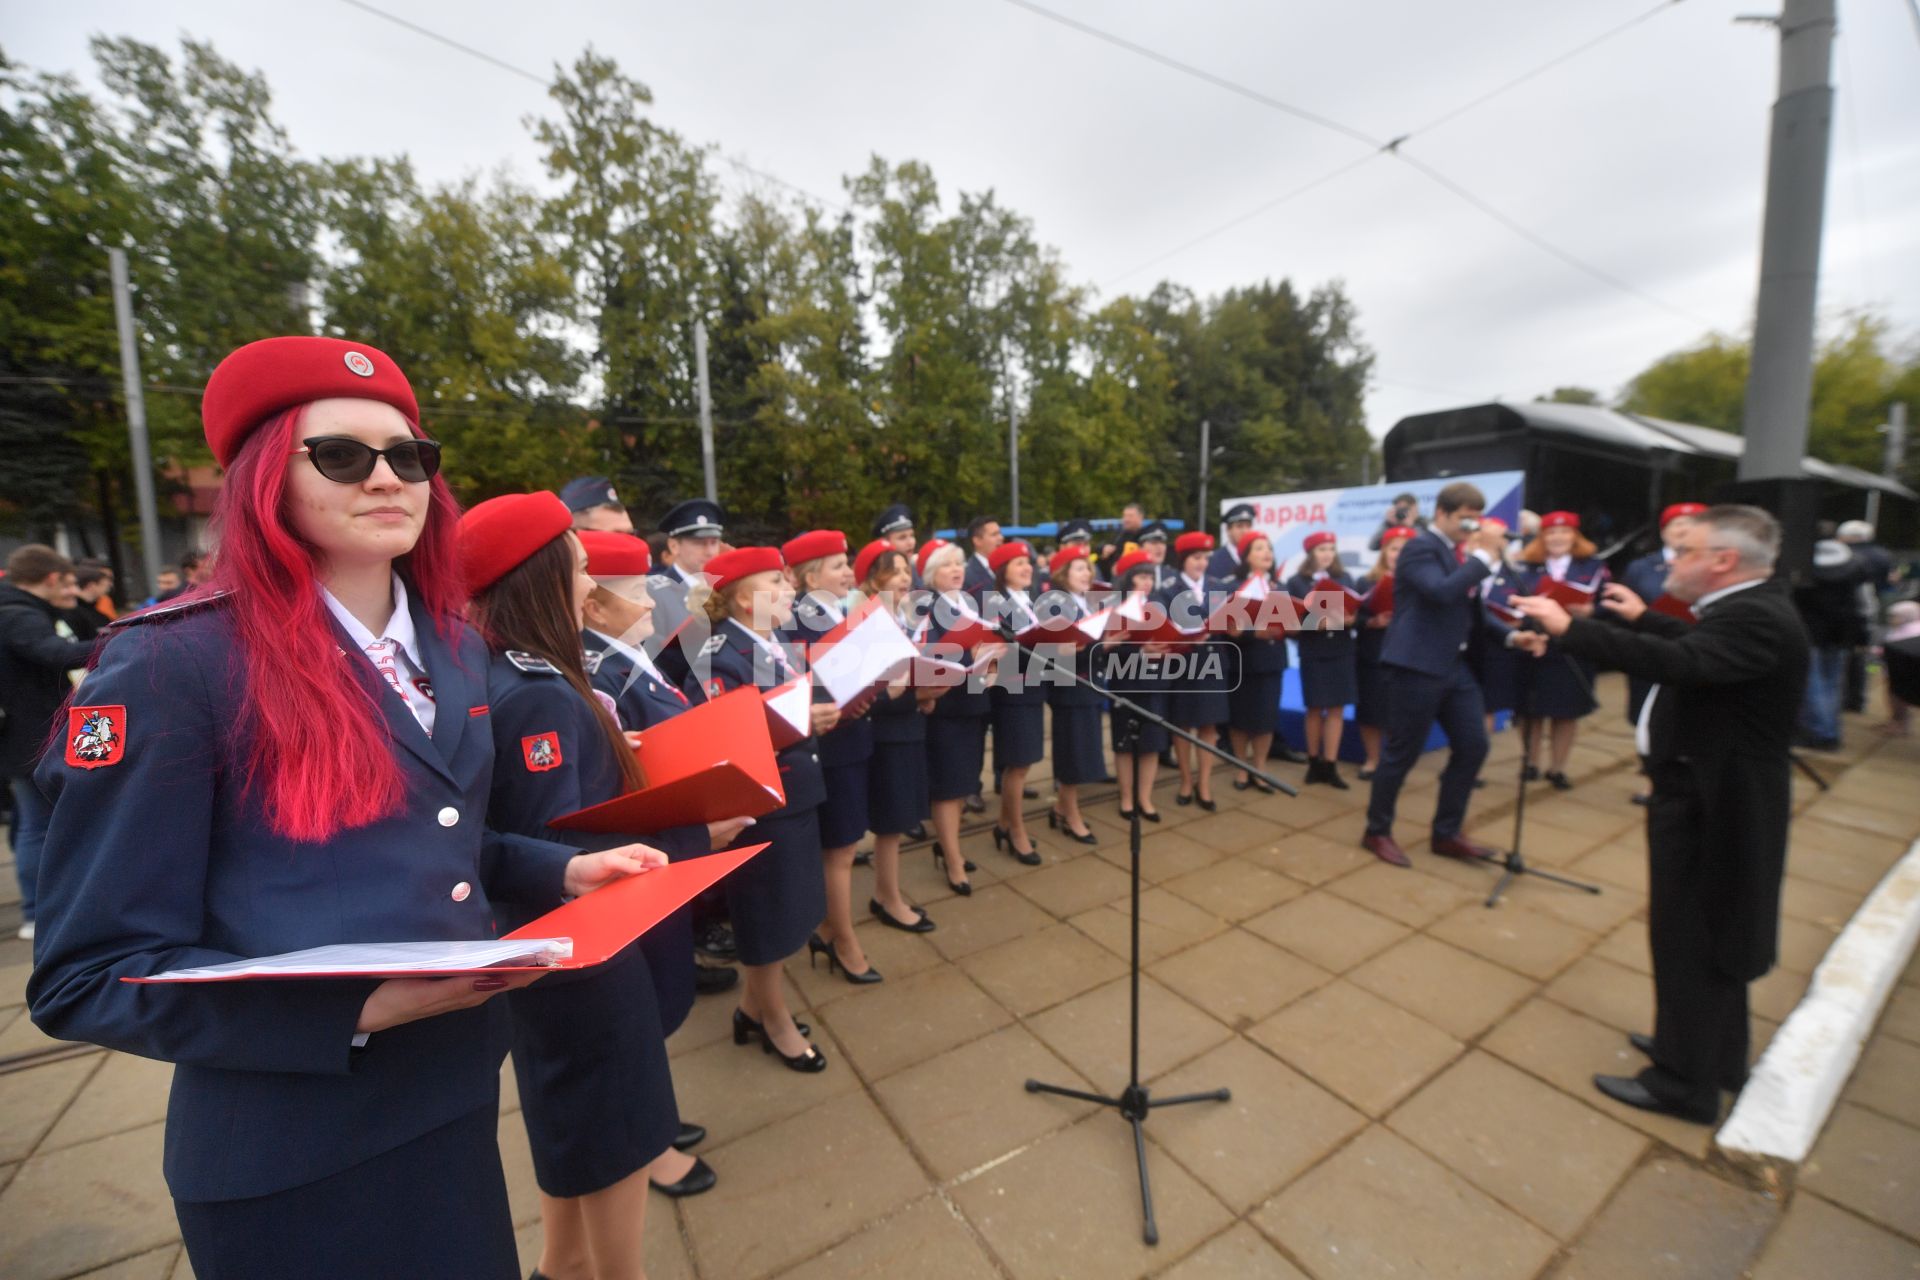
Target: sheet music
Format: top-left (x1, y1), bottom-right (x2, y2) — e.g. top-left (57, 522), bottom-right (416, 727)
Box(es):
top-left (137, 938), bottom-right (574, 982)
top-left (810, 607), bottom-right (918, 704)
top-left (765, 675), bottom-right (812, 737)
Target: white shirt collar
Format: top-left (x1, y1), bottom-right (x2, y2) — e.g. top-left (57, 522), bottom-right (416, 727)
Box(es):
top-left (322, 573), bottom-right (422, 670)
top-left (1693, 576), bottom-right (1766, 613)
top-left (726, 616), bottom-right (794, 674)
top-left (806, 592), bottom-right (845, 623)
top-left (1661, 546), bottom-right (1677, 564)
top-left (587, 627), bottom-right (669, 685)
top-left (1181, 572), bottom-right (1205, 593)
top-left (1546, 554), bottom-right (1572, 579)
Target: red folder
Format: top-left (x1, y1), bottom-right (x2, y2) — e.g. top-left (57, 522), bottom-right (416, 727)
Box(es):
top-left (1014, 608), bottom-right (1113, 649)
top-left (552, 686), bottom-right (783, 833)
top-left (1540, 575), bottom-right (1603, 609)
top-left (125, 843), bottom-right (770, 981)
top-left (930, 617), bottom-right (999, 652)
top-left (1362, 576), bottom-right (1393, 616)
top-left (1649, 593), bottom-right (1697, 624)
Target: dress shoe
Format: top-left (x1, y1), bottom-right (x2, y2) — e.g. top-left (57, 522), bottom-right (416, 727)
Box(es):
top-left (1047, 810), bottom-right (1098, 844)
top-left (1322, 761), bottom-right (1350, 791)
top-left (1271, 744), bottom-right (1308, 765)
top-left (693, 965), bottom-right (739, 996)
top-left (1361, 832), bottom-right (1411, 868)
top-left (1176, 789), bottom-right (1193, 806)
top-left (906, 821), bottom-right (929, 841)
top-left (1357, 766), bottom-right (1375, 781)
top-left (695, 922), bottom-right (738, 962)
top-left (808, 934), bottom-right (883, 985)
top-left (1303, 758), bottom-right (1326, 786)
top-left (1521, 765), bottom-right (1541, 782)
top-left (673, 1121), bottom-right (706, 1151)
top-left (1631, 793), bottom-right (1652, 807)
top-left (1431, 835), bottom-right (1499, 863)
top-left (993, 824), bottom-right (1042, 866)
top-left (1023, 785), bottom-right (1040, 799)
top-left (1627, 1032), bottom-right (1746, 1090)
top-left (964, 793), bottom-right (987, 814)
top-left (870, 897), bottom-right (936, 932)
top-left (731, 1008), bottom-right (809, 1044)
top-left (1194, 791), bottom-right (1217, 812)
top-left (853, 848), bottom-right (873, 866)
top-left (933, 848), bottom-right (972, 895)
top-left (1545, 770), bottom-right (1573, 791)
top-left (1592, 1072), bottom-right (1717, 1125)
top-left (650, 1156), bottom-right (717, 1197)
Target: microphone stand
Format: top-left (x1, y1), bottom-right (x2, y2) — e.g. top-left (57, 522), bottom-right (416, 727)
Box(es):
top-left (1487, 622), bottom-right (1604, 908)
top-left (994, 621), bottom-right (1295, 1245)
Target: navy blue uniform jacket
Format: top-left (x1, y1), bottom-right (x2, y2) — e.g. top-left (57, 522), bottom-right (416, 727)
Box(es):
top-left (1379, 529), bottom-right (1507, 675)
top-left (685, 618), bottom-right (825, 814)
top-left (27, 595), bottom-right (578, 1203)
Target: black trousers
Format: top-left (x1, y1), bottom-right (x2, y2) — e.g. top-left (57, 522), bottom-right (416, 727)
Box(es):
top-left (1365, 661), bottom-right (1489, 840)
top-left (1645, 767), bottom-right (1750, 1106)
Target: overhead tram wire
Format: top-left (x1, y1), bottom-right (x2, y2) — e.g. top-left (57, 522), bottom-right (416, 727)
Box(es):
top-left (1015, 0), bottom-right (1704, 322)
top-left (333, 0), bottom-right (851, 216)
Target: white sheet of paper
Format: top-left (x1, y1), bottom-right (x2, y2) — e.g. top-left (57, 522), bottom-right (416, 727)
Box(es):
top-left (765, 675), bottom-right (812, 737)
top-left (810, 607), bottom-right (919, 705)
top-left (139, 938), bottom-right (575, 982)
top-left (1075, 607), bottom-right (1115, 639)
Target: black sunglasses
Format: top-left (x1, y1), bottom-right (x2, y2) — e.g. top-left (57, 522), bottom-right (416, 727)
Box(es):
top-left (292, 436), bottom-right (442, 484)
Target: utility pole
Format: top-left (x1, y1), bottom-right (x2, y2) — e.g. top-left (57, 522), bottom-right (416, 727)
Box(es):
top-left (1196, 417), bottom-right (1212, 531)
top-left (108, 248), bottom-right (164, 595)
top-left (1737, 0), bottom-right (1837, 481)
top-left (1867, 402), bottom-right (1909, 526)
top-left (1008, 398), bottom-right (1021, 526)
top-left (692, 317), bottom-right (717, 504)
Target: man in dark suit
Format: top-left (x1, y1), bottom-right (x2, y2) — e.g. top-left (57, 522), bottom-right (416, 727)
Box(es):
top-left (1361, 482), bottom-right (1517, 868)
top-left (1512, 504), bottom-right (1809, 1124)
top-left (962, 515), bottom-right (1003, 600)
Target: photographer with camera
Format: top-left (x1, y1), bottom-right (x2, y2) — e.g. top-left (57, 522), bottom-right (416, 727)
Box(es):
top-left (1368, 492), bottom-right (1428, 551)
top-left (1360, 483), bottom-right (1522, 869)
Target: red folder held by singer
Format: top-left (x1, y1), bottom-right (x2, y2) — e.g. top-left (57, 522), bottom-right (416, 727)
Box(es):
top-left (551, 686), bottom-right (786, 833)
top-left (124, 843), bottom-right (770, 982)
top-left (1649, 593), bottom-right (1697, 623)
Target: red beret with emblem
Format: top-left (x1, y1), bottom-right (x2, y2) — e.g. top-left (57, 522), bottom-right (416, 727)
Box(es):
top-left (201, 336), bottom-right (420, 468)
top-left (1111, 549), bottom-right (1154, 582)
top-left (1174, 531), bottom-right (1215, 557)
top-left (781, 529), bottom-right (847, 567)
top-left (1301, 530), bottom-right (1337, 552)
top-left (915, 538), bottom-right (951, 579)
top-left (458, 492), bottom-right (572, 592)
top-left (579, 530), bottom-right (651, 577)
top-left (1660, 502), bottom-right (1707, 528)
top-left (1238, 530), bottom-right (1272, 559)
top-left (1380, 525), bottom-right (1418, 545)
top-left (1541, 511), bottom-right (1580, 530)
top-left (1048, 544), bottom-right (1089, 577)
top-left (853, 538), bottom-right (891, 585)
top-left (705, 546), bottom-right (785, 593)
top-left (989, 540), bottom-right (1033, 572)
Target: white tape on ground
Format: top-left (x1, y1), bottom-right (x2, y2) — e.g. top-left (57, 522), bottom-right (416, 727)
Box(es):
top-left (1717, 838), bottom-right (1920, 1166)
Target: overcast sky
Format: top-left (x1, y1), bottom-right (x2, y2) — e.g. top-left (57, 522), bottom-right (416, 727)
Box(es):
top-left (10, 0), bottom-right (1919, 439)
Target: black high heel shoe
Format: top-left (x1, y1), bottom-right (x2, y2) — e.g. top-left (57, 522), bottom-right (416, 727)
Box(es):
top-left (809, 934), bottom-right (883, 985)
top-left (1047, 810), bottom-right (1098, 845)
top-left (993, 824), bottom-right (1042, 866)
top-left (1176, 788), bottom-right (1194, 806)
top-left (870, 897), bottom-right (936, 933)
top-left (1194, 789), bottom-right (1218, 812)
top-left (733, 1008), bottom-right (828, 1072)
top-left (933, 848), bottom-right (973, 895)
top-left (732, 1008), bottom-right (809, 1045)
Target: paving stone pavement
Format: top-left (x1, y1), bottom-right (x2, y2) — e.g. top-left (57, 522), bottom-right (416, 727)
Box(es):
top-left (2, 675), bottom-right (1918, 1278)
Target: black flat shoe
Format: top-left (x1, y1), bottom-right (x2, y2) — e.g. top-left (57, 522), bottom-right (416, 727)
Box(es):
top-left (650, 1155), bottom-right (717, 1197)
top-left (993, 824), bottom-right (1042, 867)
top-left (1627, 1032), bottom-right (1746, 1090)
top-left (1139, 807), bottom-right (1161, 823)
top-left (732, 1008), bottom-right (809, 1044)
top-left (1176, 789), bottom-right (1193, 806)
top-left (1194, 793), bottom-right (1217, 812)
top-left (1545, 771), bottom-right (1573, 791)
top-left (870, 897), bottom-right (936, 933)
top-left (932, 848), bottom-right (973, 894)
top-left (815, 936), bottom-right (883, 985)
top-left (1232, 778), bottom-right (1252, 792)
top-left (853, 848), bottom-right (873, 866)
top-left (1357, 767), bottom-right (1376, 781)
top-left (1023, 785), bottom-right (1040, 799)
top-left (673, 1121), bottom-right (706, 1151)
top-left (1324, 764), bottom-right (1350, 791)
top-left (1592, 1073), bottom-right (1716, 1125)
top-left (1522, 765), bottom-right (1541, 782)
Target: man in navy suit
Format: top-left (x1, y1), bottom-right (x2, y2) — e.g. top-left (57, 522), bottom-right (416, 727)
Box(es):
top-left (962, 515), bottom-right (1003, 600)
top-left (1362, 482), bottom-right (1520, 868)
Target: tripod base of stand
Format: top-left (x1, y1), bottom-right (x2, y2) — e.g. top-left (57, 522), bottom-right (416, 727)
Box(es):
top-left (1484, 851), bottom-right (1603, 908)
top-left (1024, 1079), bottom-right (1232, 1245)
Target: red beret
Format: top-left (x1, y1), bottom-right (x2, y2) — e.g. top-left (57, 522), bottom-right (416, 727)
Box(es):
top-left (1481, 516), bottom-right (1509, 533)
top-left (1049, 544), bottom-right (1089, 578)
top-left (1660, 502), bottom-right (1707, 528)
top-left (579, 530), bottom-right (651, 577)
top-left (202, 336), bottom-right (420, 468)
top-left (1239, 530), bottom-right (1272, 559)
top-left (1380, 525), bottom-right (1418, 544)
top-left (989, 540), bottom-right (1033, 572)
top-left (1174, 531), bottom-right (1215, 557)
top-left (705, 546), bottom-right (785, 593)
top-left (459, 492), bottom-right (572, 592)
top-left (1301, 530), bottom-right (1337, 552)
top-left (853, 538), bottom-right (891, 585)
top-left (781, 529), bottom-right (847, 566)
top-left (1541, 511), bottom-right (1580, 530)
top-left (916, 538), bottom-right (951, 579)
top-left (1111, 549), bottom-right (1153, 582)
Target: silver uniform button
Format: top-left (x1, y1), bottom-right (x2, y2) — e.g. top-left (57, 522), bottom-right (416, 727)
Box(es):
top-left (438, 807), bottom-right (459, 827)
top-left (451, 881), bottom-right (472, 902)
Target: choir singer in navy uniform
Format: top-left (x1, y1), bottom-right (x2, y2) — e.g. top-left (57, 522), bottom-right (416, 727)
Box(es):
top-left (1511, 505), bottom-right (1808, 1125)
top-left (27, 337), bottom-right (658, 1280)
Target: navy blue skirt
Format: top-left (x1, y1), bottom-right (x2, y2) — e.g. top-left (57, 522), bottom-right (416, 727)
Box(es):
top-left (1355, 627), bottom-right (1390, 727)
top-left (869, 731), bottom-right (930, 835)
top-left (818, 760), bottom-right (870, 849)
top-left (1298, 649), bottom-right (1357, 709)
top-left (1522, 645), bottom-right (1598, 720)
top-left (507, 946), bottom-right (679, 1197)
top-left (1229, 670), bottom-right (1283, 734)
top-left (176, 1105), bottom-right (518, 1280)
top-left (1473, 639), bottom-right (1522, 714)
top-left (1051, 703), bottom-right (1107, 785)
top-left (1109, 689), bottom-right (1170, 754)
top-left (992, 698), bottom-right (1046, 769)
top-left (725, 805), bottom-right (826, 965)
top-left (638, 824), bottom-right (709, 1037)
top-left (925, 713), bottom-right (988, 802)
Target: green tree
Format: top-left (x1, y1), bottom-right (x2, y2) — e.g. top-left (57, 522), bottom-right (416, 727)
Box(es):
top-left (1619, 334), bottom-right (1748, 431)
top-left (1538, 386), bottom-right (1603, 405)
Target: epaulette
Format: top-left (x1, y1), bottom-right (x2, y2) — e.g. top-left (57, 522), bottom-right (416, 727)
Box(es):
top-left (505, 650), bottom-right (561, 675)
top-left (582, 649), bottom-right (604, 675)
top-left (107, 589), bottom-right (235, 629)
top-left (698, 633), bottom-right (728, 656)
